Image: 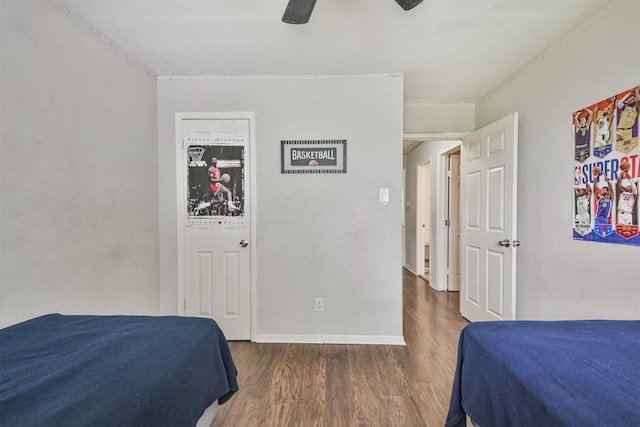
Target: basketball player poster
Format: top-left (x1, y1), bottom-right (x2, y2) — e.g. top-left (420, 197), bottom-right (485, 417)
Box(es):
top-left (573, 85), bottom-right (640, 246)
top-left (185, 135), bottom-right (245, 224)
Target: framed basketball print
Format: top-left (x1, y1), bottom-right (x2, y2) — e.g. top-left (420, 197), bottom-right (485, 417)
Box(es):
top-left (281, 139), bottom-right (347, 174)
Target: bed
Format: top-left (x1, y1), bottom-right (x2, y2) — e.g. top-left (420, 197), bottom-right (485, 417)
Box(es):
top-left (0, 314), bottom-right (238, 427)
top-left (445, 320), bottom-right (640, 427)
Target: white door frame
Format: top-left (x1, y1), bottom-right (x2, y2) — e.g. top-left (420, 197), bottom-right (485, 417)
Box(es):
top-left (434, 144), bottom-right (462, 291)
top-left (433, 149), bottom-right (462, 291)
top-left (175, 112), bottom-right (257, 341)
top-left (445, 149), bottom-right (461, 291)
top-left (415, 162), bottom-right (431, 279)
top-left (402, 168), bottom-right (406, 267)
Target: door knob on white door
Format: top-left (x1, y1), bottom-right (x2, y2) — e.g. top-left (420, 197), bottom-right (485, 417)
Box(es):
top-left (498, 239), bottom-right (511, 247)
top-left (239, 240), bottom-right (248, 247)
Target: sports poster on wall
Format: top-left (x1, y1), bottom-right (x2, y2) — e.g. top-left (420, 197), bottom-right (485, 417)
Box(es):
top-left (281, 140), bottom-right (347, 174)
top-left (185, 134), bottom-right (245, 226)
top-left (573, 85), bottom-right (639, 246)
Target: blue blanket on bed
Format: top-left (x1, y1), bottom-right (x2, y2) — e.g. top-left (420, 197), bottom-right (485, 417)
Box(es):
top-left (445, 320), bottom-right (640, 427)
top-left (0, 314), bottom-right (238, 427)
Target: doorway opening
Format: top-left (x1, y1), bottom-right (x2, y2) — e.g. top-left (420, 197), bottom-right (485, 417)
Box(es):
top-left (403, 133), bottom-right (466, 290)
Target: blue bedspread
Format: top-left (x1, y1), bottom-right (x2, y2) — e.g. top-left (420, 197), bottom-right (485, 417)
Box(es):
top-left (445, 320), bottom-right (640, 427)
top-left (0, 314), bottom-right (238, 427)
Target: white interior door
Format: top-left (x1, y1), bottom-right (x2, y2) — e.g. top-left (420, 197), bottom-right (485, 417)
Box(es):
top-left (460, 113), bottom-right (518, 322)
top-left (176, 113), bottom-right (253, 340)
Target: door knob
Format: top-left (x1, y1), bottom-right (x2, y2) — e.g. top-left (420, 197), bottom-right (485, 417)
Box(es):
top-left (239, 240), bottom-right (248, 247)
top-left (512, 240), bottom-right (521, 247)
top-left (498, 239), bottom-right (511, 247)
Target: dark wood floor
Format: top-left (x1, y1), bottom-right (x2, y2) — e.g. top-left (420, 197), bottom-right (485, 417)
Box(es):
top-left (211, 269), bottom-right (469, 427)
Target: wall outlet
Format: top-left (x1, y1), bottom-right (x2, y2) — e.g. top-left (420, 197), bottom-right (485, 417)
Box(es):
top-left (315, 297), bottom-right (324, 312)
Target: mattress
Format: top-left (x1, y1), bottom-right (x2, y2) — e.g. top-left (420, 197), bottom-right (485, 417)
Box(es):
top-left (0, 314), bottom-right (238, 427)
top-left (445, 320), bottom-right (640, 427)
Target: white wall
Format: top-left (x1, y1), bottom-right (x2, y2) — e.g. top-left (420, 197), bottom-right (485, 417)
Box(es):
top-left (404, 140), bottom-right (461, 290)
top-left (404, 103), bottom-right (474, 134)
top-left (158, 75), bottom-right (404, 342)
top-left (0, 1), bottom-right (159, 327)
top-left (476, 0), bottom-right (640, 319)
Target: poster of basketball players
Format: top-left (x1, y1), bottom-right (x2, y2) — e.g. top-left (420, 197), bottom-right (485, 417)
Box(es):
top-left (573, 85), bottom-right (639, 246)
top-left (185, 138), bottom-right (245, 223)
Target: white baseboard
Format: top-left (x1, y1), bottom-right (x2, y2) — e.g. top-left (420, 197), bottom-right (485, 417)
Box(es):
top-left (255, 334), bottom-right (406, 345)
top-left (406, 266), bottom-right (445, 291)
top-left (403, 265), bottom-right (418, 275)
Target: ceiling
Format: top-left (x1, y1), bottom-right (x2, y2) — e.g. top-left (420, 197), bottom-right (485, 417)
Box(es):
top-left (55, 0), bottom-right (610, 104)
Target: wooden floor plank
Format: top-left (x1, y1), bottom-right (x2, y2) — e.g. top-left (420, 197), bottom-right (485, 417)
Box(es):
top-left (210, 269), bottom-right (469, 427)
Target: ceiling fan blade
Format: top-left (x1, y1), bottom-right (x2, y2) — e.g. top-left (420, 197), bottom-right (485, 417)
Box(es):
top-left (394, 0), bottom-right (423, 11)
top-left (282, 0), bottom-right (317, 24)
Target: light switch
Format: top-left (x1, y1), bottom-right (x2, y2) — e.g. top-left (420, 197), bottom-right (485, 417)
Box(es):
top-left (380, 188), bottom-right (389, 204)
